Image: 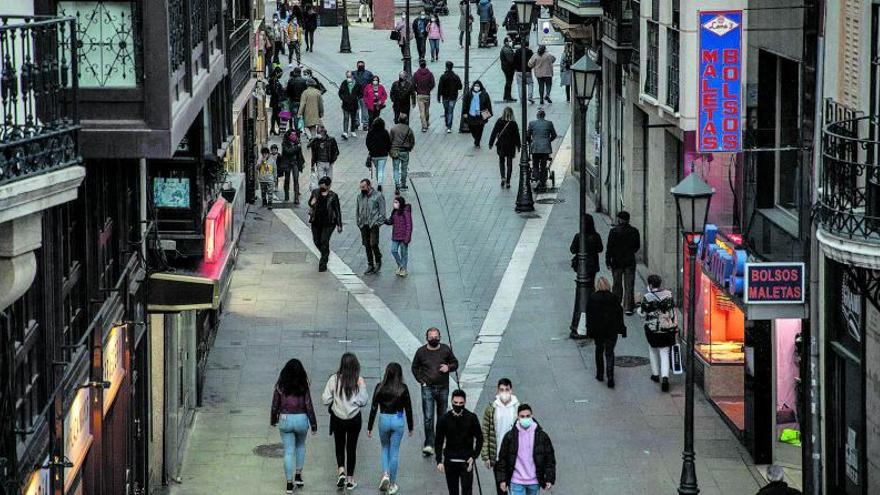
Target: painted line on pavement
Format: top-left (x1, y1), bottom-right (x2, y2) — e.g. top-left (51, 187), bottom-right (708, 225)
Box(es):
top-left (457, 129), bottom-right (573, 406)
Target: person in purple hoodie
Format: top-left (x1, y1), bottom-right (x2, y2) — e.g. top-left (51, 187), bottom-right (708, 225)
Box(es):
top-left (385, 195), bottom-right (414, 277)
top-left (270, 358), bottom-right (319, 494)
top-left (495, 404), bottom-right (556, 495)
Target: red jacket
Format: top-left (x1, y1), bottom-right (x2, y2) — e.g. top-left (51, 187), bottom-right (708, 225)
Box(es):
top-left (412, 68), bottom-right (436, 96)
top-left (387, 205), bottom-right (413, 243)
top-left (363, 84), bottom-right (388, 111)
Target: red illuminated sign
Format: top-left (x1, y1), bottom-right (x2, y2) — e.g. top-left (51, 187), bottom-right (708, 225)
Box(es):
top-left (698, 11), bottom-right (743, 152)
top-left (743, 263), bottom-right (805, 304)
top-left (204, 197), bottom-right (232, 263)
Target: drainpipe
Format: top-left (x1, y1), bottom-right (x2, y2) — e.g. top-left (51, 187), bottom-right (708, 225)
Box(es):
top-left (140, 158), bottom-right (148, 261)
top-left (808, 0), bottom-right (825, 492)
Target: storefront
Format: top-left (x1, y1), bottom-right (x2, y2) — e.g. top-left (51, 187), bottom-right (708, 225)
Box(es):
top-left (682, 223), bottom-right (807, 465)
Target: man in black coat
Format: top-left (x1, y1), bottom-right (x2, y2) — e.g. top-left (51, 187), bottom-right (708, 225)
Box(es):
top-left (494, 404), bottom-right (555, 494)
top-left (390, 71), bottom-right (417, 124)
top-left (513, 44), bottom-right (534, 104)
top-left (499, 38), bottom-right (517, 101)
top-left (605, 210), bottom-right (640, 315)
top-left (286, 67), bottom-right (309, 115)
top-left (435, 389), bottom-right (482, 495)
top-left (437, 61), bottom-right (463, 133)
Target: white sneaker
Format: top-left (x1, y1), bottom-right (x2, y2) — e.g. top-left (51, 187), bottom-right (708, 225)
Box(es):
top-left (351, 131), bottom-right (357, 137)
top-left (388, 483), bottom-right (400, 494)
top-left (422, 446), bottom-right (434, 456)
top-left (399, 268), bottom-right (408, 277)
top-left (379, 475), bottom-right (390, 491)
top-left (341, 132), bottom-right (348, 138)
top-left (446, 128), bottom-right (452, 134)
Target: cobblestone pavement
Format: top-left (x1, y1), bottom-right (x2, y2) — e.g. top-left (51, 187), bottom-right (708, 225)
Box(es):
top-left (165, 4), bottom-right (765, 494)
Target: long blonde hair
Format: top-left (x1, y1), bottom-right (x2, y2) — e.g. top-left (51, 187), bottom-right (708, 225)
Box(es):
top-left (501, 106), bottom-right (515, 121)
top-left (595, 276), bottom-right (612, 292)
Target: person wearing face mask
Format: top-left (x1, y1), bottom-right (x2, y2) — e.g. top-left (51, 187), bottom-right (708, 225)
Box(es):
top-left (352, 62), bottom-right (374, 129)
top-left (412, 59), bottom-right (436, 132)
top-left (495, 405), bottom-right (556, 495)
top-left (390, 71), bottom-right (416, 124)
top-left (481, 378), bottom-right (520, 495)
top-left (303, 6), bottom-right (318, 52)
top-left (338, 70), bottom-right (363, 139)
top-left (412, 12), bottom-right (430, 60)
top-left (528, 45), bottom-right (556, 105)
top-left (394, 14), bottom-right (412, 58)
top-left (437, 61), bottom-right (463, 133)
top-left (477, 0), bottom-right (494, 48)
top-left (434, 389), bottom-right (483, 495)
top-left (427, 15), bottom-right (444, 61)
top-left (384, 195), bottom-right (413, 276)
top-left (462, 80), bottom-right (493, 147)
top-left (389, 114), bottom-right (415, 191)
top-left (412, 328), bottom-right (460, 456)
top-left (307, 176), bottom-right (342, 272)
top-left (527, 108), bottom-right (557, 191)
top-left (355, 178), bottom-right (387, 275)
top-left (280, 129), bottom-right (305, 204)
top-left (366, 117), bottom-right (392, 190)
top-left (308, 125), bottom-right (339, 180)
top-left (297, 79), bottom-right (324, 138)
top-left (363, 76), bottom-right (387, 128)
top-left (499, 38), bottom-right (517, 102)
top-left (513, 43), bottom-right (535, 104)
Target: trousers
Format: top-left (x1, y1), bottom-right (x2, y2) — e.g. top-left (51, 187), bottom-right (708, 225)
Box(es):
top-left (649, 345), bottom-right (672, 378)
top-left (360, 225), bottom-right (382, 266)
top-left (378, 413), bottom-right (405, 481)
top-left (420, 385), bottom-right (448, 448)
top-left (612, 265), bottom-right (637, 311)
top-left (444, 460), bottom-right (474, 495)
top-left (595, 334), bottom-right (618, 380)
top-left (311, 224), bottom-right (334, 267)
top-left (442, 99), bottom-right (457, 130)
top-left (537, 76), bottom-right (552, 100)
top-left (278, 413), bottom-right (310, 480)
top-left (332, 412), bottom-right (361, 475)
top-left (391, 240), bottom-right (409, 269)
top-left (498, 155), bottom-right (513, 182)
top-left (417, 94), bottom-right (431, 129)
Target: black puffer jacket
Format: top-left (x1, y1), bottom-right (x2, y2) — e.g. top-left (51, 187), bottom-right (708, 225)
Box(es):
top-left (605, 222), bottom-right (640, 269)
top-left (495, 423), bottom-right (556, 487)
top-left (366, 125), bottom-right (392, 157)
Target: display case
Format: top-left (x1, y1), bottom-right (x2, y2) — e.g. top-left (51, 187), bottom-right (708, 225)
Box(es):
top-left (695, 272), bottom-right (746, 364)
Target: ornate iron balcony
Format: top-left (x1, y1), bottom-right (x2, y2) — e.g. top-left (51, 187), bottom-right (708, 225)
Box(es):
top-left (818, 109), bottom-right (880, 241)
top-left (0, 15), bottom-right (80, 187)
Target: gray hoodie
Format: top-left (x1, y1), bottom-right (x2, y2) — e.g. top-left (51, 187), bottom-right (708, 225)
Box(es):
top-left (356, 188), bottom-right (387, 228)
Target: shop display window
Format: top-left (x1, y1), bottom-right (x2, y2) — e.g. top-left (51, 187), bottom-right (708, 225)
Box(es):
top-left (774, 319), bottom-right (803, 467)
top-left (695, 272), bottom-right (745, 364)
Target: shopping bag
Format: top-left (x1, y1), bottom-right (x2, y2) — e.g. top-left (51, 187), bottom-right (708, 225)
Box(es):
top-left (308, 170), bottom-right (319, 191)
top-left (671, 344), bottom-right (684, 375)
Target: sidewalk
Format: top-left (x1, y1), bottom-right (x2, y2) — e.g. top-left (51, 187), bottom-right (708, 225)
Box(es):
top-left (164, 4), bottom-right (764, 494)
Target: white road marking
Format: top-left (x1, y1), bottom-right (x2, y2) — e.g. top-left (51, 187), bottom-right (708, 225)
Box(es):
top-left (458, 130), bottom-right (573, 406)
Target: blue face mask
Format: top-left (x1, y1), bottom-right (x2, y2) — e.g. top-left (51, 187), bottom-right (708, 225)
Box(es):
top-left (519, 417), bottom-right (533, 429)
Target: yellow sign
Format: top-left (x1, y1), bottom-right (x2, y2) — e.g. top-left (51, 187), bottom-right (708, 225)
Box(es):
top-left (64, 387), bottom-right (93, 491)
top-left (102, 325), bottom-right (127, 416)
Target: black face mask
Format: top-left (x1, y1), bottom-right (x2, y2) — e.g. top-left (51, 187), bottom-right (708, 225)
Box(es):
top-left (361, 189), bottom-right (369, 196)
top-left (427, 338), bottom-right (440, 347)
top-left (358, 65), bottom-right (365, 71)
top-left (452, 404), bottom-right (464, 414)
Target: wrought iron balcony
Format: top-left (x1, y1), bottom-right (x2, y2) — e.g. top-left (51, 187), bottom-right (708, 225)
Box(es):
top-left (818, 109), bottom-right (880, 241)
top-left (601, 0), bottom-right (632, 49)
top-left (0, 15), bottom-right (80, 187)
top-left (227, 17), bottom-right (252, 100)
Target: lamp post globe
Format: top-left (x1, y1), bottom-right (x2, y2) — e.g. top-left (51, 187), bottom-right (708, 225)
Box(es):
top-left (670, 172), bottom-right (714, 495)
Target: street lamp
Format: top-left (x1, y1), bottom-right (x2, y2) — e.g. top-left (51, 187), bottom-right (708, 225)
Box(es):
top-left (458, 0), bottom-right (473, 133)
top-left (403, 0), bottom-right (412, 74)
top-left (340, 0), bottom-right (352, 52)
top-left (513, 0), bottom-right (536, 213)
top-left (568, 55), bottom-right (601, 338)
top-left (670, 172), bottom-right (714, 495)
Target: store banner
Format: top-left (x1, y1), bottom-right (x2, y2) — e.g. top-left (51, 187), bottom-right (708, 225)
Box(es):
top-left (744, 263), bottom-right (805, 304)
top-left (698, 10), bottom-right (743, 152)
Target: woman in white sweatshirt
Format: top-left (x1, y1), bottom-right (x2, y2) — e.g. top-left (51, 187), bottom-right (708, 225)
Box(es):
top-left (322, 352), bottom-right (369, 490)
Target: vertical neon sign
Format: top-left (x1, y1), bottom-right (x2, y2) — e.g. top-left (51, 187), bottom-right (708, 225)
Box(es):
top-left (698, 10), bottom-right (743, 152)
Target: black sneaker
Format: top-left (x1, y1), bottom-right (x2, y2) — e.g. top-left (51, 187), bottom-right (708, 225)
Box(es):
top-left (365, 265), bottom-right (376, 275)
top-left (607, 379), bottom-right (615, 388)
top-left (595, 373), bottom-right (603, 382)
top-left (286, 481), bottom-right (294, 494)
top-left (346, 481), bottom-right (358, 490)
top-left (545, 96), bottom-right (552, 103)
top-left (337, 474), bottom-right (346, 488)
top-left (318, 264), bottom-right (327, 272)
top-left (295, 473), bottom-right (304, 487)
top-left (661, 377), bottom-right (670, 392)
top-left (650, 375), bottom-right (660, 383)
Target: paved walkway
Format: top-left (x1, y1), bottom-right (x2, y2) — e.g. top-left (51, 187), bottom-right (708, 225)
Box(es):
top-left (164, 5), bottom-right (765, 495)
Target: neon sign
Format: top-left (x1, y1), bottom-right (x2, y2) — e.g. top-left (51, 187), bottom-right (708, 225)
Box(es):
top-left (204, 197), bottom-right (232, 263)
top-left (698, 11), bottom-right (742, 152)
top-left (744, 263), bottom-right (805, 304)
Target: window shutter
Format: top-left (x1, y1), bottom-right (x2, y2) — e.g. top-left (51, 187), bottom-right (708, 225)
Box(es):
top-left (840, 0), bottom-right (862, 108)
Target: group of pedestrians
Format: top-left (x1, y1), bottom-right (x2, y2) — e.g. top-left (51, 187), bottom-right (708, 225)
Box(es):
top-left (270, 329), bottom-right (556, 494)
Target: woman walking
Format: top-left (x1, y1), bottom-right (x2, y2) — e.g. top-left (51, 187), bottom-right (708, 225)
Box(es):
top-left (586, 276), bottom-right (627, 388)
top-left (366, 363), bottom-right (414, 494)
top-left (363, 76), bottom-right (388, 129)
top-left (638, 274), bottom-right (677, 392)
top-left (427, 15), bottom-right (444, 62)
top-left (271, 359), bottom-right (318, 494)
top-left (366, 118), bottom-right (392, 191)
top-left (384, 195), bottom-right (413, 276)
top-left (303, 6), bottom-right (318, 52)
top-left (568, 213), bottom-right (603, 338)
top-left (488, 106), bottom-right (520, 188)
top-left (322, 353), bottom-right (369, 490)
top-left (462, 80), bottom-right (492, 147)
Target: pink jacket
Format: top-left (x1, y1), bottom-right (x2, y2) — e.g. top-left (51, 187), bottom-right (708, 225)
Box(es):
top-left (363, 84), bottom-right (388, 111)
top-left (387, 205), bottom-right (413, 243)
top-left (428, 22), bottom-right (444, 40)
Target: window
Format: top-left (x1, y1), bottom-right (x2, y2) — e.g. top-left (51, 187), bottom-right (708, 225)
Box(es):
top-left (666, 28), bottom-right (679, 111)
top-left (631, 0), bottom-right (641, 68)
top-left (644, 21), bottom-right (659, 97)
top-left (755, 51), bottom-right (800, 217)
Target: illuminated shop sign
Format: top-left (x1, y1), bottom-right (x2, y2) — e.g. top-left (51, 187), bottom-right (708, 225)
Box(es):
top-left (744, 263), bottom-right (805, 304)
top-left (698, 10), bottom-right (743, 152)
top-left (23, 457), bottom-right (50, 495)
top-left (699, 224), bottom-right (747, 297)
top-left (204, 197), bottom-right (232, 264)
top-left (64, 387), bottom-right (93, 491)
top-left (102, 325), bottom-right (127, 416)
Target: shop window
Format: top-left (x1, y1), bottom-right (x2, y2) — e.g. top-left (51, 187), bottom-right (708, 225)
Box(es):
top-left (695, 272), bottom-right (746, 364)
top-left (755, 51), bottom-right (801, 223)
top-left (774, 319), bottom-right (803, 467)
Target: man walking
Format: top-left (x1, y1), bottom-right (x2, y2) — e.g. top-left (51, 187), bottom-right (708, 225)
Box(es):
top-left (356, 179), bottom-right (386, 275)
top-left (527, 108), bottom-right (557, 191)
top-left (389, 114), bottom-right (415, 191)
top-left (390, 71), bottom-right (416, 124)
top-left (606, 210), bottom-right (641, 314)
top-left (477, 0), bottom-right (494, 47)
top-left (338, 70), bottom-right (362, 139)
top-left (437, 61), bottom-right (463, 133)
top-left (413, 59), bottom-right (436, 132)
top-left (412, 12), bottom-right (430, 60)
top-left (308, 176), bottom-right (342, 272)
top-left (286, 67), bottom-right (308, 116)
top-left (481, 378), bottom-right (520, 495)
top-left (435, 390), bottom-right (483, 495)
top-left (495, 404), bottom-right (556, 495)
top-left (298, 79), bottom-right (324, 138)
top-left (308, 125), bottom-right (339, 180)
top-left (500, 38), bottom-right (517, 102)
top-left (513, 42), bottom-right (534, 104)
top-left (412, 327), bottom-right (459, 456)
top-left (353, 61), bottom-right (374, 130)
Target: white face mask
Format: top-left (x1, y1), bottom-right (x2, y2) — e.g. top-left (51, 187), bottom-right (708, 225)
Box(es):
top-left (498, 392), bottom-right (511, 403)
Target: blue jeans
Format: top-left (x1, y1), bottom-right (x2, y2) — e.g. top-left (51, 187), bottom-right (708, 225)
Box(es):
top-left (420, 385), bottom-right (448, 448)
top-left (358, 98), bottom-right (368, 127)
top-left (429, 38), bottom-right (441, 59)
top-left (391, 240), bottom-right (409, 269)
top-left (510, 483), bottom-right (540, 495)
top-left (373, 156), bottom-right (388, 187)
top-left (278, 413), bottom-right (310, 480)
top-left (393, 151), bottom-right (410, 188)
top-left (378, 412), bottom-right (406, 481)
top-left (442, 99), bottom-right (456, 130)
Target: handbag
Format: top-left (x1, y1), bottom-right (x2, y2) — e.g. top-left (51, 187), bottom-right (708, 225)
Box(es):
top-left (365, 155), bottom-right (373, 168)
top-left (308, 170), bottom-right (319, 191)
top-left (480, 109), bottom-right (492, 121)
top-left (390, 30), bottom-right (400, 41)
top-left (671, 344), bottom-right (684, 374)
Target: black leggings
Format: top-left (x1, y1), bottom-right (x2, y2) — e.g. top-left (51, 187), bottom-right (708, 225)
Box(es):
top-left (305, 29), bottom-right (315, 51)
top-left (498, 154), bottom-right (513, 182)
top-left (333, 413), bottom-right (361, 475)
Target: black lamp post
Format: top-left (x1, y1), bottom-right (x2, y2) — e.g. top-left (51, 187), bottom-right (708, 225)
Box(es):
top-left (568, 55), bottom-right (601, 338)
top-left (513, 0), bottom-right (536, 213)
top-left (458, 0), bottom-right (473, 133)
top-left (403, 0), bottom-right (412, 74)
top-left (340, 0), bottom-right (352, 52)
top-left (670, 172), bottom-right (714, 495)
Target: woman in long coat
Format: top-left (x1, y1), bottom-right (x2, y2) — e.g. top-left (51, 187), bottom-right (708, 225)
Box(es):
top-left (586, 276), bottom-right (626, 389)
top-left (487, 106), bottom-right (520, 188)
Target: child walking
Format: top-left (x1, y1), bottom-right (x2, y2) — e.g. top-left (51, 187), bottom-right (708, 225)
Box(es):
top-left (258, 146), bottom-right (277, 209)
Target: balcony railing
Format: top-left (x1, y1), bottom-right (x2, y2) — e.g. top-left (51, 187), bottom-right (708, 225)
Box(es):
top-left (601, 0), bottom-right (632, 48)
top-left (818, 110), bottom-right (880, 240)
top-left (0, 15), bottom-right (80, 186)
top-left (227, 17), bottom-right (252, 100)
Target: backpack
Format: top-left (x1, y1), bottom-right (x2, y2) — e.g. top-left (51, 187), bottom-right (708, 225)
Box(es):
top-left (644, 290), bottom-right (677, 334)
